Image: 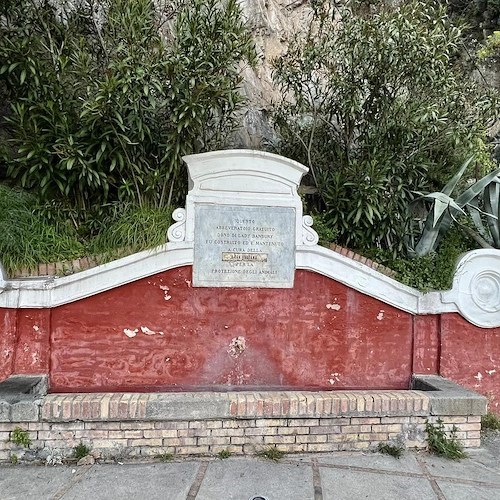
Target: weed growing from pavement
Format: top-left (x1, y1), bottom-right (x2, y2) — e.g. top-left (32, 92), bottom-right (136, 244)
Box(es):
top-left (10, 427), bottom-right (31, 448)
top-left (426, 419), bottom-right (467, 460)
top-left (10, 453), bottom-right (18, 464)
top-left (256, 446), bottom-right (285, 462)
top-left (377, 442), bottom-right (404, 458)
top-left (482, 412), bottom-right (500, 431)
top-left (217, 449), bottom-right (231, 459)
top-left (74, 442), bottom-right (91, 460)
top-left (156, 453), bottom-right (174, 462)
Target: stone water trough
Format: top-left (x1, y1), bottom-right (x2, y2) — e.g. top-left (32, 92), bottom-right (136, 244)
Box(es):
top-left (1, 150), bottom-right (499, 460)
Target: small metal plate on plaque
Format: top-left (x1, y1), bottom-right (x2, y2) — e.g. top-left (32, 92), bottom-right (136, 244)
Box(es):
top-left (193, 205), bottom-right (295, 288)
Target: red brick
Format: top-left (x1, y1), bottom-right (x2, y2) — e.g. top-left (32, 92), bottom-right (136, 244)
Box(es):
top-left (321, 395), bottom-right (332, 415)
top-left (340, 394), bottom-right (350, 412)
top-left (264, 435), bottom-right (295, 444)
top-left (256, 399), bottom-right (264, 417)
top-left (281, 397), bottom-right (290, 416)
top-left (298, 394), bottom-right (308, 415)
top-left (263, 399), bottom-right (273, 417)
top-left (296, 435), bottom-right (327, 444)
top-left (311, 425), bottom-right (340, 434)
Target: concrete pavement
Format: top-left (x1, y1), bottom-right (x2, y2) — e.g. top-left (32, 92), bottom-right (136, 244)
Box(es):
top-left (1, 433), bottom-right (499, 500)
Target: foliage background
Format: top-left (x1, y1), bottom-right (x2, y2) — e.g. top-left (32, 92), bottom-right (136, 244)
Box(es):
top-left (1, 0), bottom-right (499, 292)
top-left (273, 0), bottom-right (498, 256)
top-left (0, 0), bottom-right (255, 274)
top-left (0, 0), bottom-right (255, 211)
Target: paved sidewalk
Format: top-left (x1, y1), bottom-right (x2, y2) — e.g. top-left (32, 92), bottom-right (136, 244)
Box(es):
top-left (1, 435), bottom-right (499, 500)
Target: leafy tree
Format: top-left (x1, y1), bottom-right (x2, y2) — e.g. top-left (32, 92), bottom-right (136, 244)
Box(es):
top-left (473, 1), bottom-right (500, 30)
top-left (273, 0), bottom-right (498, 254)
top-left (0, 0), bottom-right (255, 211)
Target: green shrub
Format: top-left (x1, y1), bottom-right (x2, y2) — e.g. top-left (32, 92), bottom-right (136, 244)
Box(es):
top-left (363, 227), bottom-right (474, 292)
top-left (398, 228), bottom-right (473, 291)
top-left (273, 0), bottom-right (498, 255)
top-left (313, 213), bottom-right (338, 247)
top-left (426, 419), bottom-right (467, 460)
top-left (0, 0), bottom-right (255, 211)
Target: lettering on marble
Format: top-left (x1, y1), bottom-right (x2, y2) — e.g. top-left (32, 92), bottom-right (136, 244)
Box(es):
top-left (193, 205), bottom-right (295, 287)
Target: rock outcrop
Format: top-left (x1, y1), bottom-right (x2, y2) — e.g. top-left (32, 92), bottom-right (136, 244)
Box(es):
top-left (234, 0), bottom-right (314, 147)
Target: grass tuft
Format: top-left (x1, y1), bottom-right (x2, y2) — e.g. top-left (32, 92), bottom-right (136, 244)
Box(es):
top-left (74, 442), bottom-right (91, 460)
top-left (482, 412), bottom-right (500, 431)
top-left (0, 187), bottom-right (174, 275)
top-left (0, 186), bottom-right (83, 274)
top-left (10, 427), bottom-right (31, 448)
top-left (377, 442), bottom-right (404, 459)
top-left (256, 445), bottom-right (285, 462)
top-left (88, 203), bottom-right (172, 261)
top-left (156, 453), bottom-right (174, 462)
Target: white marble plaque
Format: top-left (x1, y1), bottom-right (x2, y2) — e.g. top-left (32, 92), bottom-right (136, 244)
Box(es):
top-left (193, 205), bottom-right (295, 287)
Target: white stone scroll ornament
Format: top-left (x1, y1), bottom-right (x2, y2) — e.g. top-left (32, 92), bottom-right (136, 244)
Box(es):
top-left (302, 215), bottom-right (319, 246)
top-left (167, 208), bottom-right (186, 242)
top-left (0, 261), bottom-right (5, 288)
top-left (443, 249), bottom-right (500, 328)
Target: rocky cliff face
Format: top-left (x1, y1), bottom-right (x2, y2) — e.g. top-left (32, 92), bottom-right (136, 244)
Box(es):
top-left (233, 0), bottom-right (313, 148)
top-left (235, 1), bottom-right (500, 149)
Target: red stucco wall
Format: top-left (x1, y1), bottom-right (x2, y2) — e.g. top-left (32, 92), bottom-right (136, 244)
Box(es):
top-left (0, 308), bottom-right (51, 382)
top-left (440, 313), bottom-right (500, 412)
top-left (14, 309), bottom-right (51, 375)
top-left (48, 267), bottom-right (413, 392)
top-left (1, 266), bottom-right (499, 412)
top-left (0, 309), bottom-right (17, 381)
top-left (412, 315), bottom-right (440, 375)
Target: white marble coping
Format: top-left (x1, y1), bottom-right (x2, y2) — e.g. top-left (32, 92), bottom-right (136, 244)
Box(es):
top-left (0, 243), bottom-right (192, 309)
top-left (1, 242), bottom-right (499, 328)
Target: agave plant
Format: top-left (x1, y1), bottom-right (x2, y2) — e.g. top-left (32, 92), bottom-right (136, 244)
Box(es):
top-left (467, 175), bottom-right (500, 248)
top-left (413, 156), bottom-right (500, 256)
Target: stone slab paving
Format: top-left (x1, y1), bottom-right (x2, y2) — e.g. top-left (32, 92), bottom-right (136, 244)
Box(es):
top-left (195, 458), bottom-right (312, 500)
top-left (436, 481), bottom-right (499, 500)
top-left (320, 468), bottom-right (437, 500)
top-left (417, 452), bottom-right (500, 485)
top-left (0, 465), bottom-right (79, 500)
top-left (0, 438), bottom-right (500, 500)
top-left (312, 450), bottom-right (423, 473)
top-left (58, 462), bottom-right (199, 500)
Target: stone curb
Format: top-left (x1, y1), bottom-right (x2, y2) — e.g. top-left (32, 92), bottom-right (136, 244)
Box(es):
top-left (38, 390), bottom-right (431, 423)
top-left (1, 376), bottom-right (487, 424)
top-left (412, 374), bottom-right (488, 416)
top-left (0, 375), bottom-right (47, 423)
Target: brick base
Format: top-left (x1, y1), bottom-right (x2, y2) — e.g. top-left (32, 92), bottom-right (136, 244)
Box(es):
top-left (0, 414), bottom-right (482, 462)
top-left (0, 380), bottom-right (486, 462)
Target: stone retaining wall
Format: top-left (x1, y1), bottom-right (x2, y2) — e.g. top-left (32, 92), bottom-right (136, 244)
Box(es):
top-left (0, 376), bottom-right (487, 462)
top-left (0, 414), bottom-right (482, 462)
